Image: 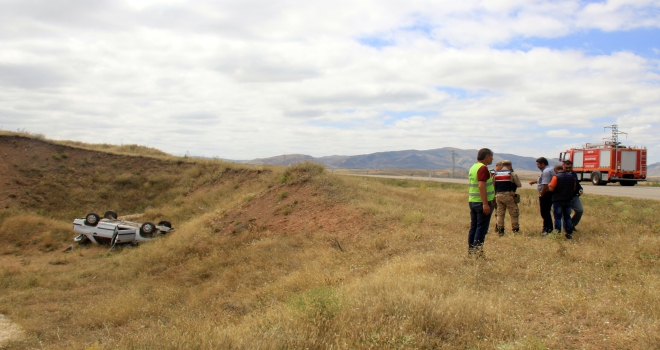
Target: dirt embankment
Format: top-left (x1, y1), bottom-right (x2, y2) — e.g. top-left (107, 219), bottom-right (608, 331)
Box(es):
top-left (0, 135), bottom-right (192, 218)
top-left (216, 180), bottom-right (370, 240)
top-left (0, 134), bottom-right (365, 242)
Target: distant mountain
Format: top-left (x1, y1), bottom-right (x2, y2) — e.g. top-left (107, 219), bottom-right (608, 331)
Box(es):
top-left (648, 162), bottom-right (660, 176)
top-left (239, 148), bottom-right (558, 172)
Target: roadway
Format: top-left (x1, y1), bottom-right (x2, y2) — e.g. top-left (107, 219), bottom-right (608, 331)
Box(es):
top-left (340, 174), bottom-right (660, 201)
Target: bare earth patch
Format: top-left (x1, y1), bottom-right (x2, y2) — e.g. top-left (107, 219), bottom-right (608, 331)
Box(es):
top-left (217, 182), bottom-right (370, 240)
top-left (0, 314), bottom-right (23, 346)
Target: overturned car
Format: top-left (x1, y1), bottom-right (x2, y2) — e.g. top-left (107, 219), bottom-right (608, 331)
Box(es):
top-left (73, 210), bottom-right (174, 246)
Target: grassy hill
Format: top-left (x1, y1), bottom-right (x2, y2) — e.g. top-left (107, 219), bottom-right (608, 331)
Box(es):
top-left (1, 133), bottom-right (659, 349)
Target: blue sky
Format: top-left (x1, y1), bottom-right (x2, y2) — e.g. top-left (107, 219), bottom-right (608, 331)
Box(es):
top-left (0, 0), bottom-right (658, 163)
top-left (504, 27), bottom-right (660, 57)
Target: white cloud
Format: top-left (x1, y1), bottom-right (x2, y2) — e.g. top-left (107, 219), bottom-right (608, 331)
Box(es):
top-left (546, 129), bottom-right (588, 138)
top-left (0, 0), bottom-right (659, 163)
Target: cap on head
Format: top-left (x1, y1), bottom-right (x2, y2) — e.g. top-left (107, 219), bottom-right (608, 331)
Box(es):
top-left (502, 160), bottom-right (512, 166)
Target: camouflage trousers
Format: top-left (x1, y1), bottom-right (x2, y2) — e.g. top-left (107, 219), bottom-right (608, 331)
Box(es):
top-left (496, 192), bottom-right (519, 231)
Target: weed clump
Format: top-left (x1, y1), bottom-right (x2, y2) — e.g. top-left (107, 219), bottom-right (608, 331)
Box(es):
top-left (280, 162), bottom-right (325, 184)
top-left (288, 286), bottom-right (342, 321)
top-left (113, 173), bottom-right (142, 187)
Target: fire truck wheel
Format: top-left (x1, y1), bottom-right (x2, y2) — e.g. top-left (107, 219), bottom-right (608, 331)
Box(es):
top-left (591, 172), bottom-right (602, 186)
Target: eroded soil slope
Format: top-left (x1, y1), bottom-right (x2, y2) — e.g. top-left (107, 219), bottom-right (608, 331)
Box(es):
top-left (0, 135), bottom-right (195, 219)
top-left (0, 135), bottom-right (363, 244)
top-left (217, 181), bottom-right (371, 240)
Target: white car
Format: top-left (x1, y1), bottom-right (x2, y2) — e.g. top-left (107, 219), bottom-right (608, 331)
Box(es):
top-left (73, 211), bottom-right (174, 246)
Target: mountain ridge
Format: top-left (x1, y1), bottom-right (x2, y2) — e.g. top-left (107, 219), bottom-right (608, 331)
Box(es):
top-left (234, 147), bottom-right (558, 172)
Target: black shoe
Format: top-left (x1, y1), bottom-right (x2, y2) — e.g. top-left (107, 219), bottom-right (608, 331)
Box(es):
top-left (512, 228), bottom-right (520, 233)
top-left (469, 245), bottom-right (484, 258)
top-left (498, 227), bottom-right (505, 236)
top-left (565, 233), bottom-right (572, 240)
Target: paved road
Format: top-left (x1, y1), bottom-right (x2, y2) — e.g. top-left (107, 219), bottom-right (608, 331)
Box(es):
top-left (341, 174), bottom-right (660, 201)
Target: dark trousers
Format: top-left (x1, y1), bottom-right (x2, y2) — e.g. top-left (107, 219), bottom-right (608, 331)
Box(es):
top-left (570, 196), bottom-right (583, 227)
top-left (539, 193), bottom-right (553, 233)
top-left (553, 200), bottom-right (573, 235)
top-left (468, 201), bottom-right (493, 249)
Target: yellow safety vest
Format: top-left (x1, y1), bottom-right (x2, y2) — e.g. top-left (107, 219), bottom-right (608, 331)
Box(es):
top-left (468, 162), bottom-right (495, 202)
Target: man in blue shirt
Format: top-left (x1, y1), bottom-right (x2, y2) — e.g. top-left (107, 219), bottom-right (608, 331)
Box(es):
top-left (528, 157), bottom-right (555, 235)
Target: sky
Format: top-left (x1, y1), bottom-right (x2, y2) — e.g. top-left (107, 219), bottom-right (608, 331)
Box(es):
top-left (1, 0), bottom-right (659, 163)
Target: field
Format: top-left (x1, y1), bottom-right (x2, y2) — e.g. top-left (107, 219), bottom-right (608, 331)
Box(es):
top-left (1, 133), bottom-right (660, 349)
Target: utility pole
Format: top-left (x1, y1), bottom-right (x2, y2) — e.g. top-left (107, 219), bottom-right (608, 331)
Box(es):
top-left (604, 124), bottom-right (626, 146)
top-left (605, 124), bottom-right (627, 174)
top-left (451, 150), bottom-right (456, 178)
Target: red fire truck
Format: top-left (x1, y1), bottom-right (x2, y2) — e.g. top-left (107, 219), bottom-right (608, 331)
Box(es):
top-left (559, 125), bottom-right (647, 186)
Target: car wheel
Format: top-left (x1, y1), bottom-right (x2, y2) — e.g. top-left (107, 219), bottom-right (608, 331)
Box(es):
top-left (140, 222), bottom-right (156, 236)
top-left (157, 220), bottom-right (172, 229)
top-left (84, 213), bottom-right (100, 226)
top-left (591, 172), bottom-right (601, 186)
top-left (104, 210), bottom-right (118, 220)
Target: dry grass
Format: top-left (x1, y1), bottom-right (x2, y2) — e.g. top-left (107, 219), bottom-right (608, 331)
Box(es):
top-left (0, 129), bottom-right (170, 158)
top-left (1, 152), bottom-right (660, 348)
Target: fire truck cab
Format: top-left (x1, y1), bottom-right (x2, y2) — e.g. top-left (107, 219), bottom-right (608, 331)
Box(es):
top-left (559, 125), bottom-right (647, 186)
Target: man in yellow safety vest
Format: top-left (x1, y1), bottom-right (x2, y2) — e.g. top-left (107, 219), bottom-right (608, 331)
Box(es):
top-left (467, 148), bottom-right (495, 257)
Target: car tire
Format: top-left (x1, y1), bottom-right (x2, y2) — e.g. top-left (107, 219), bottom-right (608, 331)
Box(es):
top-left (140, 222), bottom-right (156, 236)
top-left (84, 213), bottom-right (100, 226)
top-left (591, 172), bottom-right (607, 186)
top-left (104, 210), bottom-right (118, 220)
top-left (157, 220), bottom-right (172, 229)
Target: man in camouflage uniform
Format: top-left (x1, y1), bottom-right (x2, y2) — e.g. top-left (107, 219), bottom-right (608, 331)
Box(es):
top-left (494, 160), bottom-right (522, 235)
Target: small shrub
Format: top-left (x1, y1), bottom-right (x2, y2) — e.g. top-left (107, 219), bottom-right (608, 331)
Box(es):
top-left (277, 191), bottom-right (288, 202)
top-left (288, 286), bottom-right (341, 321)
top-left (114, 173), bottom-right (140, 187)
top-left (281, 162), bottom-right (325, 184)
top-left (280, 200), bottom-right (298, 215)
top-left (402, 211), bottom-right (425, 225)
top-left (51, 153), bottom-right (67, 160)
